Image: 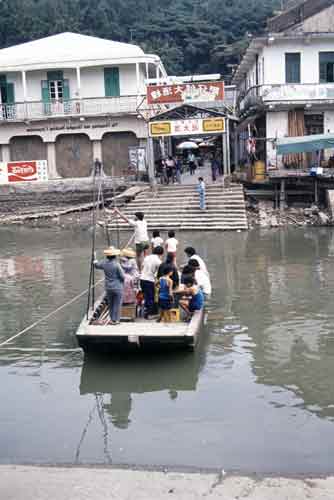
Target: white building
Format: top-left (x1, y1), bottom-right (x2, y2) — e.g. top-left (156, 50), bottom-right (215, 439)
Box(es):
top-left (232, 0), bottom-right (334, 170)
top-left (0, 32), bottom-right (166, 177)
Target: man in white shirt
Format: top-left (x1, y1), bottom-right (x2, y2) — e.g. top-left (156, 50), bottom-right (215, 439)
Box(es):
top-left (140, 246), bottom-right (164, 319)
top-left (188, 259), bottom-right (212, 298)
top-left (115, 209), bottom-right (149, 267)
top-left (184, 246), bottom-right (209, 276)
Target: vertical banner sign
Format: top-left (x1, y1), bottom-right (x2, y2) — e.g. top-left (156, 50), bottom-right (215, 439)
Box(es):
top-left (0, 160), bottom-right (48, 184)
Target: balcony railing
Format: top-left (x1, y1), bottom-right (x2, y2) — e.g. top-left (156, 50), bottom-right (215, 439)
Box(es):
top-left (0, 95), bottom-right (143, 122)
top-left (238, 83), bottom-right (334, 114)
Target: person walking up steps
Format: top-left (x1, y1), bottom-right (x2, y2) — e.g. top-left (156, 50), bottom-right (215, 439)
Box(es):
top-left (197, 177), bottom-right (206, 210)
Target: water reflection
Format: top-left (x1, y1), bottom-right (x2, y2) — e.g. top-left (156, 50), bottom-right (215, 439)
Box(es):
top-left (79, 329), bottom-right (208, 430)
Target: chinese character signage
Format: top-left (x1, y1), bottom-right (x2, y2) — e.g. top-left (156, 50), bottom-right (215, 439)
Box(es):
top-left (149, 118), bottom-right (225, 137)
top-left (0, 160), bottom-right (48, 184)
top-left (147, 82), bottom-right (225, 105)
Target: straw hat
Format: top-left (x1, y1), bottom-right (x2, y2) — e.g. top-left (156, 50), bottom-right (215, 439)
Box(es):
top-left (120, 247), bottom-right (136, 258)
top-left (103, 246), bottom-right (121, 257)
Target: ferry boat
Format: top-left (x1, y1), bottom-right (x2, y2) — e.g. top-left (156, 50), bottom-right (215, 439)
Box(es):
top-left (76, 294), bottom-right (204, 353)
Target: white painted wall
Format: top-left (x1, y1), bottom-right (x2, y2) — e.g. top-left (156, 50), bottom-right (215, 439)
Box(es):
top-left (2, 64), bottom-right (146, 102)
top-left (266, 111), bottom-right (288, 168)
top-left (241, 37), bottom-right (334, 90)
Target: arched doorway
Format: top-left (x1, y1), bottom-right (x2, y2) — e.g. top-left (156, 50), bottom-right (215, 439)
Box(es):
top-left (55, 134), bottom-right (93, 178)
top-left (9, 136), bottom-right (46, 161)
top-left (102, 132), bottom-right (139, 176)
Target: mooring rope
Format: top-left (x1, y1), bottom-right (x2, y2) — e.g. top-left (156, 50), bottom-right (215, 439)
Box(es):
top-left (0, 280), bottom-right (103, 349)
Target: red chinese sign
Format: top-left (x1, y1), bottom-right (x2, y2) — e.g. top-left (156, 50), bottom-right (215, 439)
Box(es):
top-left (7, 161), bottom-right (38, 182)
top-left (147, 81), bottom-right (225, 105)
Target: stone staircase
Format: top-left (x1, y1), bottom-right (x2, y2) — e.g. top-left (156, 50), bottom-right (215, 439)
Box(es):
top-left (108, 183), bottom-right (248, 231)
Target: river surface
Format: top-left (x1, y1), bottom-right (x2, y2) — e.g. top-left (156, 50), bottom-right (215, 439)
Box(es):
top-left (1, 226), bottom-right (334, 473)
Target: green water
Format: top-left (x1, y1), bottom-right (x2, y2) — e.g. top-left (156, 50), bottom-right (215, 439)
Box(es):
top-left (1, 225), bottom-right (334, 473)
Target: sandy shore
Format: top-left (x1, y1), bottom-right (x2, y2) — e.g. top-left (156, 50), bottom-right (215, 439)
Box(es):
top-left (1, 466), bottom-right (334, 499)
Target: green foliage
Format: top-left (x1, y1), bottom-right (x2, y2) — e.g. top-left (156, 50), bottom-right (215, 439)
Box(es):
top-left (0, 0), bottom-right (280, 81)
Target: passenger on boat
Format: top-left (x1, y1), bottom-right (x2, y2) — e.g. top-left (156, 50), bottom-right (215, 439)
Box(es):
top-left (158, 265), bottom-right (174, 322)
top-left (188, 259), bottom-right (212, 299)
top-left (179, 277), bottom-right (204, 320)
top-left (120, 248), bottom-right (139, 305)
top-left (157, 252), bottom-right (180, 290)
top-left (165, 230), bottom-right (178, 262)
top-left (181, 264), bottom-right (194, 285)
top-left (94, 246), bottom-right (125, 325)
top-left (114, 208), bottom-right (149, 267)
top-left (140, 245), bottom-right (164, 319)
top-left (151, 230), bottom-right (164, 250)
top-left (184, 246), bottom-right (209, 276)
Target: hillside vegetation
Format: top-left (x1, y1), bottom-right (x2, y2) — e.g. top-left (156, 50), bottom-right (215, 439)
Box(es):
top-left (0, 0), bottom-right (280, 79)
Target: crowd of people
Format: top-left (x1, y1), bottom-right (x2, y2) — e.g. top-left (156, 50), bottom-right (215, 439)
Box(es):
top-left (94, 210), bottom-right (211, 325)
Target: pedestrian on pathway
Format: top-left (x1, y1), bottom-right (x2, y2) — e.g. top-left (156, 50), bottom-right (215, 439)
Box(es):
top-left (211, 155), bottom-right (219, 182)
top-left (197, 177), bottom-right (206, 210)
top-left (166, 156), bottom-right (175, 185)
top-left (175, 157), bottom-right (182, 184)
top-left (94, 246), bottom-right (124, 324)
top-left (188, 151), bottom-right (196, 175)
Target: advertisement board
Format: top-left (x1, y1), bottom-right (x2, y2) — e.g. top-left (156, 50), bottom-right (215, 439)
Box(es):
top-left (147, 81), bottom-right (225, 105)
top-left (0, 160), bottom-right (48, 184)
top-left (149, 118), bottom-right (225, 137)
top-left (129, 147), bottom-right (147, 173)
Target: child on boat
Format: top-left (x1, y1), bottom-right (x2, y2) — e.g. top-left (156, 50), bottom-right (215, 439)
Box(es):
top-left (158, 266), bottom-right (174, 322)
top-left (151, 230), bottom-right (164, 250)
top-left (179, 277), bottom-right (204, 320)
top-left (165, 230), bottom-right (178, 261)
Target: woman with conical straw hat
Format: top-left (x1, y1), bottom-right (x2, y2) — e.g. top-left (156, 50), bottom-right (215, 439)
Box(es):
top-left (94, 246), bottom-right (125, 325)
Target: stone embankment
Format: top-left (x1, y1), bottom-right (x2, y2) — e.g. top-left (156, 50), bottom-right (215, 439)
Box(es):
top-left (247, 199), bottom-right (333, 229)
top-left (0, 178), bottom-right (146, 225)
top-left (2, 466), bottom-right (334, 500)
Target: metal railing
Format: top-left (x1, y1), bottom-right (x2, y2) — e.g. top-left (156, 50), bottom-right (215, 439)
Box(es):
top-left (238, 83), bottom-right (334, 113)
top-left (0, 95), bottom-right (144, 122)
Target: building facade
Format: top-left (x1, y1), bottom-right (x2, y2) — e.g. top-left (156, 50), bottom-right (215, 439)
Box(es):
top-left (0, 32), bottom-right (166, 178)
top-left (233, 0), bottom-right (334, 170)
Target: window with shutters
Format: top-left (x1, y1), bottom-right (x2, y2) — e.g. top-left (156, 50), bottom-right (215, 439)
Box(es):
top-left (49, 80), bottom-right (63, 100)
top-left (285, 53), bottom-right (301, 84)
top-left (319, 52), bottom-right (334, 83)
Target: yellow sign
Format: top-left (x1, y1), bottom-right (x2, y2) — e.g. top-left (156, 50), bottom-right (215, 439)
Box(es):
top-left (203, 118), bottom-right (225, 132)
top-left (150, 122), bottom-right (171, 136)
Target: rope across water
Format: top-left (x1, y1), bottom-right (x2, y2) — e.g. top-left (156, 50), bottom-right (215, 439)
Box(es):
top-left (0, 280), bottom-right (103, 349)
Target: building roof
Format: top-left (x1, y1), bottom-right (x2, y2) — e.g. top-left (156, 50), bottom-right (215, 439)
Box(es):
top-left (0, 32), bottom-right (162, 71)
top-left (267, 0), bottom-right (333, 33)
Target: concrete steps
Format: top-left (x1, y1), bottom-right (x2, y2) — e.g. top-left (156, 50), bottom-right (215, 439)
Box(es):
top-left (108, 183), bottom-right (248, 231)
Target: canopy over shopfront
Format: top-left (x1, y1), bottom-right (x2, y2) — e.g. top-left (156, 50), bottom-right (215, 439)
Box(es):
top-left (277, 133), bottom-right (334, 155)
top-left (148, 103), bottom-right (236, 175)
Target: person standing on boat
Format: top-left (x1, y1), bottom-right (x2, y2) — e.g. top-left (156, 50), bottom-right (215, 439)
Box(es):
top-left (120, 248), bottom-right (139, 306)
top-left (114, 209), bottom-right (149, 268)
top-left (158, 266), bottom-right (174, 322)
top-left (94, 246), bottom-right (125, 325)
top-left (140, 245), bottom-right (164, 319)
